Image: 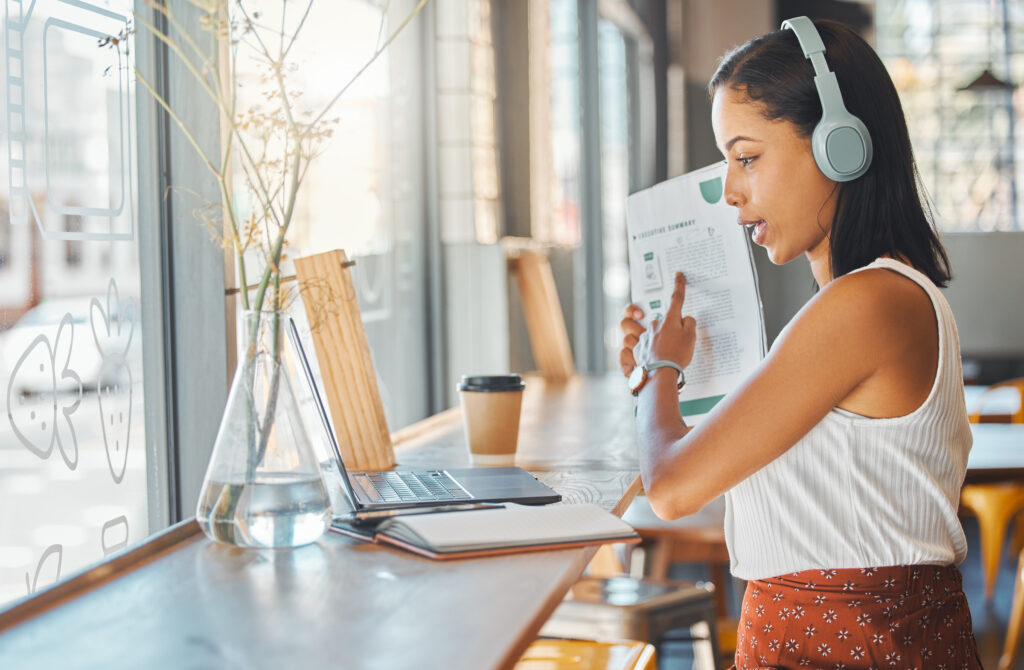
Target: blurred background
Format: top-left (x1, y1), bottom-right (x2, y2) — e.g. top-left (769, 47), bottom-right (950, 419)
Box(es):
top-left (2, 0), bottom-right (1024, 665)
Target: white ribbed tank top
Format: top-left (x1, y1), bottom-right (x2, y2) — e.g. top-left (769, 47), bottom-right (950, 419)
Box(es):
top-left (724, 258), bottom-right (973, 581)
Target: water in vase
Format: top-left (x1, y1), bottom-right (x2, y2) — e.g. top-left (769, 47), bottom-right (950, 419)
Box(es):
top-left (198, 472), bottom-right (331, 548)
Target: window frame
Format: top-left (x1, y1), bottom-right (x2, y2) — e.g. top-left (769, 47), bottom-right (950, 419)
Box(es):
top-left (134, 0), bottom-right (229, 525)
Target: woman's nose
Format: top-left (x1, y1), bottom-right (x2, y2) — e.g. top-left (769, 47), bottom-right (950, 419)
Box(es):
top-left (724, 177), bottom-right (746, 208)
top-left (724, 169), bottom-right (749, 208)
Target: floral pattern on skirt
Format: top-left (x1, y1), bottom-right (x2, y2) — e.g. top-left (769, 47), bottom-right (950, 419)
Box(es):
top-left (729, 564), bottom-right (983, 669)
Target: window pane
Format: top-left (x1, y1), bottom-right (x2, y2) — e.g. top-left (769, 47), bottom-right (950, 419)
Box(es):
top-left (877, 0), bottom-right (1022, 231)
top-left (1, 0), bottom-right (150, 607)
top-left (598, 20), bottom-right (632, 371)
top-left (546, 0), bottom-right (582, 245)
top-left (231, 0), bottom-right (431, 429)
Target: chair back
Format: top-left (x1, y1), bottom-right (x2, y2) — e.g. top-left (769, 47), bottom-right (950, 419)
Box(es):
top-left (294, 249), bottom-right (395, 470)
top-left (969, 378), bottom-right (1024, 424)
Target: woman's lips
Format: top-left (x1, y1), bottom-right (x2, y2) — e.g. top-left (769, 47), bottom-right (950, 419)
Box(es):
top-left (752, 220), bottom-right (767, 245)
top-left (739, 218), bottom-right (767, 245)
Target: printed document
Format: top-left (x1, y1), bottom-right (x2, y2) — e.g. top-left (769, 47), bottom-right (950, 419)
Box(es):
top-left (626, 161), bottom-right (766, 420)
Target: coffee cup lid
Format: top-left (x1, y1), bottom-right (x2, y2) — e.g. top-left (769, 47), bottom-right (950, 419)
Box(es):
top-left (458, 374), bottom-right (525, 392)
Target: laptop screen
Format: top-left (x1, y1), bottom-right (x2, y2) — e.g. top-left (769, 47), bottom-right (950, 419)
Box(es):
top-left (285, 317), bottom-right (364, 512)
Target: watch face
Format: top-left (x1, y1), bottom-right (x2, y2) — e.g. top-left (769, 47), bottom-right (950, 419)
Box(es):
top-left (628, 365), bottom-right (646, 391)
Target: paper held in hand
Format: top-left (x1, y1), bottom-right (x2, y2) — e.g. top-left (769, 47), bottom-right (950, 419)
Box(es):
top-left (626, 161), bottom-right (767, 421)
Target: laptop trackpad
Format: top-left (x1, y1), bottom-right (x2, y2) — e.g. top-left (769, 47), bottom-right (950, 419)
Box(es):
top-left (446, 467), bottom-right (557, 500)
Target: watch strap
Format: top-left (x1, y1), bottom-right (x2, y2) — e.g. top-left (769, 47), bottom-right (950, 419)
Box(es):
top-left (645, 361), bottom-right (685, 390)
top-left (631, 360), bottom-right (685, 396)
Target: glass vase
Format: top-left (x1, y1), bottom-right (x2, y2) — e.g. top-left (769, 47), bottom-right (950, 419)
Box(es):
top-left (197, 309), bottom-right (331, 548)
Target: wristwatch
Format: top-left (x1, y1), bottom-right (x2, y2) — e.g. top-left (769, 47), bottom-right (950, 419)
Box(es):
top-left (629, 361), bottom-right (686, 396)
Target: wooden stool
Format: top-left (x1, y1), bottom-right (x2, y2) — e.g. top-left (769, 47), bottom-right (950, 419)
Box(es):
top-left (960, 483), bottom-right (1024, 600)
top-left (959, 378), bottom-right (1024, 600)
top-left (622, 496), bottom-right (731, 613)
top-left (516, 638), bottom-right (656, 670)
top-left (505, 239), bottom-right (575, 382)
top-left (622, 495), bottom-right (737, 665)
top-left (1000, 546), bottom-right (1024, 670)
top-left (540, 576), bottom-right (718, 670)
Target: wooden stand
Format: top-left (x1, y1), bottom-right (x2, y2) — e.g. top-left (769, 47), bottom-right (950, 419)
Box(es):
top-left (294, 249), bottom-right (394, 470)
top-left (506, 240), bottom-right (575, 383)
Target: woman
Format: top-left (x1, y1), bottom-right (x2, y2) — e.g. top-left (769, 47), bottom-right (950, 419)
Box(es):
top-left (620, 18), bottom-right (983, 669)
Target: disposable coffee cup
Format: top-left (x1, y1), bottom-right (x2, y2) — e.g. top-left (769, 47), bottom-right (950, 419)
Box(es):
top-left (457, 374), bottom-right (526, 466)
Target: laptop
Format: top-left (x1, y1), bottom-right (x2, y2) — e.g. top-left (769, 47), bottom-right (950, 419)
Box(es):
top-left (285, 318), bottom-right (561, 522)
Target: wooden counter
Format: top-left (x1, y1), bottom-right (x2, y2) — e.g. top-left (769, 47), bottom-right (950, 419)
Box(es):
top-left (0, 374), bottom-right (641, 670)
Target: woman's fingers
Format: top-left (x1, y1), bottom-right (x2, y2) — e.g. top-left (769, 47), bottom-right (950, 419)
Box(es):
top-left (623, 333), bottom-right (639, 349)
top-left (666, 272), bottom-right (687, 326)
top-left (623, 303), bottom-right (644, 320)
top-left (619, 347), bottom-right (637, 376)
top-left (620, 315), bottom-right (646, 338)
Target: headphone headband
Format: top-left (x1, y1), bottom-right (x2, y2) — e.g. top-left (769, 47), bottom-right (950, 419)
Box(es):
top-left (782, 17), bottom-right (831, 82)
top-left (780, 17), bottom-right (873, 182)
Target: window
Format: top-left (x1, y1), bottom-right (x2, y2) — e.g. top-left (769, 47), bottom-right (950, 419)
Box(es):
top-left (0, 199), bottom-right (9, 267)
top-left (232, 0), bottom-right (432, 430)
top-left (545, 0), bottom-right (583, 246)
top-left (64, 214), bottom-right (82, 267)
top-left (599, 20), bottom-right (633, 371)
top-left (529, 0), bottom-right (657, 372)
top-left (1, 0), bottom-right (153, 608)
top-left (877, 0), bottom-right (1023, 231)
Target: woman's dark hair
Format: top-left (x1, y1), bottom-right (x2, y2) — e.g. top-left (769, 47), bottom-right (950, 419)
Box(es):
top-left (708, 19), bottom-right (952, 287)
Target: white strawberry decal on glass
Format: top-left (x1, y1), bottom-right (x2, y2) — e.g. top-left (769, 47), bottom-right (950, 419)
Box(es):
top-left (24, 544), bottom-right (63, 595)
top-left (6, 313), bottom-right (83, 469)
top-left (101, 515), bottom-right (130, 556)
top-left (91, 279), bottom-right (136, 484)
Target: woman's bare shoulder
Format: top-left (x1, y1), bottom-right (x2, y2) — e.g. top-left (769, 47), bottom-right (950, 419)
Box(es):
top-left (827, 267), bottom-right (932, 317)
top-left (780, 267), bottom-right (933, 354)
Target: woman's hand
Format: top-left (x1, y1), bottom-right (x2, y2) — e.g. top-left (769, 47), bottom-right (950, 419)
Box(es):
top-left (619, 304), bottom-right (646, 377)
top-left (620, 272), bottom-right (697, 377)
top-left (637, 273), bottom-right (697, 373)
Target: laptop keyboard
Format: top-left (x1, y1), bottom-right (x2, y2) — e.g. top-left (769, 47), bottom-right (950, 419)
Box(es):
top-left (355, 470), bottom-right (472, 503)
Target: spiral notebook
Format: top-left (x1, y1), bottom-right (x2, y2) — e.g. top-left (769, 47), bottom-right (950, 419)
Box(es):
top-left (330, 502), bottom-right (640, 560)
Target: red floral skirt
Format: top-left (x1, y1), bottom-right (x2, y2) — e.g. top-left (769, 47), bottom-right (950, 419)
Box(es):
top-left (729, 564), bottom-right (982, 669)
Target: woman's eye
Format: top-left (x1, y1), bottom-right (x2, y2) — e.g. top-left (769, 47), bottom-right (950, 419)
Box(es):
top-left (738, 156), bottom-right (755, 167)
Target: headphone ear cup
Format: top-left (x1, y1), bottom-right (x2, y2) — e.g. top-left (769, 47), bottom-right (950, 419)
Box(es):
top-left (811, 113), bottom-right (873, 182)
top-left (811, 123), bottom-right (835, 181)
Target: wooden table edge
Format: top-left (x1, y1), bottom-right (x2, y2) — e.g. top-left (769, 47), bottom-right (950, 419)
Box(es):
top-left (0, 404), bottom-right (471, 633)
top-left (496, 473), bottom-right (644, 669)
top-left (1, 378), bottom-right (643, 670)
top-left (0, 519), bottom-right (202, 633)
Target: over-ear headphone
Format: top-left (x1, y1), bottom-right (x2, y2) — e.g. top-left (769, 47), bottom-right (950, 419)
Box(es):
top-left (781, 16), bottom-right (872, 182)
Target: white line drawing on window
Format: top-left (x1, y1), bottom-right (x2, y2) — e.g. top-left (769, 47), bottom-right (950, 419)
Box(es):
top-left (6, 0), bottom-right (32, 227)
top-left (100, 515), bottom-right (128, 556)
top-left (24, 543), bottom-right (63, 595)
top-left (90, 278), bottom-right (133, 483)
top-left (5, 311), bottom-right (82, 469)
top-left (5, 0), bottom-right (136, 242)
top-left (44, 16), bottom-right (125, 218)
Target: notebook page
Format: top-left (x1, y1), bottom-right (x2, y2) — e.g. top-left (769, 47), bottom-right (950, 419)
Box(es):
top-left (379, 503), bottom-right (636, 553)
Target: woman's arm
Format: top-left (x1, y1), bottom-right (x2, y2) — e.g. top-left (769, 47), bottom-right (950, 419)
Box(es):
top-left (630, 269), bottom-right (932, 519)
